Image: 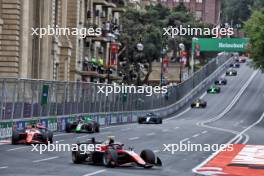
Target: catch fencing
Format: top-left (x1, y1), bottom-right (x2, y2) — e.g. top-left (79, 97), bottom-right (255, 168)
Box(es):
top-left (0, 55), bottom-right (230, 121)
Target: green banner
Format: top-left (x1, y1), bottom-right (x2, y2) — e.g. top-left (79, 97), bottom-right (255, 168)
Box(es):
top-left (0, 122), bottom-right (13, 139)
top-left (192, 38), bottom-right (249, 52)
top-left (41, 84), bottom-right (49, 105)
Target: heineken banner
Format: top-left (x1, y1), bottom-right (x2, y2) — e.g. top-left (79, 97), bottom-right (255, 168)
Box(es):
top-left (0, 122), bottom-right (13, 139)
top-left (192, 38), bottom-right (249, 52)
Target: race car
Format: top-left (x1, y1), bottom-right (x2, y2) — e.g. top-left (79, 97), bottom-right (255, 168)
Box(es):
top-left (72, 137), bottom-right (162, 168)
top-left (65, 116), bottom-right (100, 133)
top-left (193, 144), bottom-right (264, 176)
top-left (226, 69), bottom-right (237, 76)
top-left (12, 124), bottom-right (53, 145)
top-left (191, 99), bottom-right (207, 108)
top-left (207, 85), bottom-right (221, 94)
top-left (138, 112), bottom-right (162, 124)
top-left (215, 78), bottom-right (227, 85)
top-left (235, 56), bottom-right (247, 63)
top-left (229, 62), bottom-right (240, 68)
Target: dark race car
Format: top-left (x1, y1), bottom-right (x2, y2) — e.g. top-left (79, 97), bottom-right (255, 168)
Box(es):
top-left (226, 69), bottom-right (237, 76)
top-left (207, 85), bottom-right (221, 94)
top-left (191, 99), bottom-right (207, 108)
top-left (66, 116), bottom-right (100, 133)
top-left (215, 78), bottom-right (227, 85)
top-left (12, 124), bottom-right (53, 145)
top-left (72, 137), bottom-right (162, 168)
top-left (138, 112), bottom-right (162, 124)
top-left (229, 63), bottom-right (240, 68)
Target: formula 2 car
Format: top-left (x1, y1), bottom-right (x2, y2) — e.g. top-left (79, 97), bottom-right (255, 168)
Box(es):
top-left (72, 137), bottom-right (162, 168)
top-left (235, 56), bottom-right (246, 63)
top-left (207, 85), bottom-right (221, 94)
top-left (226, 69), bottom-right (237, 76)
top-left (215, 78), bottom-right (227, 85)
top-left (12, 124), bottom-right (53, 145)
top-left (138, 112), bottom-right (162, 124)
top-left (191, 99), bottom-right (207, 108)
top-left (66, 116), bottom-right (99, 133)
top-left (230, 62), bottom-right (240, 68)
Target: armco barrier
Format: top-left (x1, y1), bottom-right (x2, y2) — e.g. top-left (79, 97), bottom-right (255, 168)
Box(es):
top-left (0, 56), bottom-right (232, 140)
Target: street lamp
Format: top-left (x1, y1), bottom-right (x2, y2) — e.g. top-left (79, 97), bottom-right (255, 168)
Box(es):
top-left (106, 33), bottom-right (116, 84)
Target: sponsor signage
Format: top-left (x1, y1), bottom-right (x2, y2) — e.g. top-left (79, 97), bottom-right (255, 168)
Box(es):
top-left (0, 122), bottom-right (13, 139)
top-left (192, 38), bottom-right (249, 52)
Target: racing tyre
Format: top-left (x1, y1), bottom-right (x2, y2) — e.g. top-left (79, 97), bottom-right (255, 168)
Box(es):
top-left (103, 149), bottom-right (118, 168)
top-left (158, 118), bottom-right (162, 124)
top-left (72, 147), bottom-right (86, 164)
top-left (65, 123), bottom-right (72, 133)
top-left (11, 131), bottom-right (20, 145)
top-left (48, 131), bottom-right (53, 144)
top-left (95, 125), bottom-right (100, 133)
top-left (140, 149), bottom-right (155, 168)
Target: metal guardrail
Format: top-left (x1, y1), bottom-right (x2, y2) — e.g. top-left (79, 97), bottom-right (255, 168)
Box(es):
top-left (0, 55), bottom-right (229, 121)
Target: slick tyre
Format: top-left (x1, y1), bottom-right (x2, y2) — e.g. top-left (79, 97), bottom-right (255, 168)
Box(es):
top-left (65, 123), bottom-right (72, 133)
top-left (103, 149), bottom-right (118, 168)
top-left (72, 148), bottom-right (86, 164)
top-left (95, 125), bottom-right (100, 133)
top-left (140, 149), bottom-right (155, 167)
top-left (11, 131), bottom-right (20, 145)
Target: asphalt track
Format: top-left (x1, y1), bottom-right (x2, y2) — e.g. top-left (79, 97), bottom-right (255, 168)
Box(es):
top-left (0, 63), bottom-right (263, 176)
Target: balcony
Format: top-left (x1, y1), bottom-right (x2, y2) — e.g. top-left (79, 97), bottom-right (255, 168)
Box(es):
top-left (93, 0), bottom-right (109, 6)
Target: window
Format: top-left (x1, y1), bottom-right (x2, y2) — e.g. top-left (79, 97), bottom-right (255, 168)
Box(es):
top-left (195, 11), bottom-right (202, 20)
top-left (196, 0), bottom-right (203, 3)
top-left (183, 0), bottom-right (190, 2)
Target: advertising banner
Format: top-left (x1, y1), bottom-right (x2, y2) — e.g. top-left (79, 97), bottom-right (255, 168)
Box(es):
top-left (47, 117), bottom-right (57, 132)
top-left (0, 121), bottom-right (13, 139)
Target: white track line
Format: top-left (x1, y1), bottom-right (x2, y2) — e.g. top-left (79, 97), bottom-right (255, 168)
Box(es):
top-left (180, 138), bottom-right (190, 143)
top-left (32, 156), bottom-right (59, 163)
top-left (82, 169), bottom-right (106, 176)
top-left (0, 166), bottom-right (8, 169)
top-left (129, 137), bottom-right (139, 140)
top-left (7, 146), bottom-right (29, 151)
top-left (146, 132), bottom-right (155, 136)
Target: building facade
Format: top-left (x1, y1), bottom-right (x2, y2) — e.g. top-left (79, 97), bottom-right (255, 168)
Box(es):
top-left (159, 0), bottom-right (221, 24)
top-left (0, 0), bottom-right (125, 82)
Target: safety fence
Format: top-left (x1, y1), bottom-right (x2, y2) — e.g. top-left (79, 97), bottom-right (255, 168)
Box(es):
top-left (0, 54), bottom-right (232, 139)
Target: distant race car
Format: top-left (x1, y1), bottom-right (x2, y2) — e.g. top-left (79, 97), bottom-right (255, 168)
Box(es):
top-left (215, 78), bottom-right (227, 85)
top-left (12, 124), bottom-right (53, 145)
top-left (226, 69), bottom-right (237, 76)
top-left (138, 112), bottom-right (162, 124)
top-left (66, 116), bottom-right (100, 133)
top-left (72, 137), bottom-right (162, 168)
top-left (230, 63), bottom-right (240, 68)
top-left (191, 99), bottom-right (207, 108)
top-left (235, 57), bottom-right (246, 63)
top-left (207, 85), bottom-right (221, 94)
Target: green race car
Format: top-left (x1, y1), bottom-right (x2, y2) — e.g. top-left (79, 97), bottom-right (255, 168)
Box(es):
top-left (66, 116), bottom-right (100, 133)
top-left (207, 85), bottom-right (221, 94)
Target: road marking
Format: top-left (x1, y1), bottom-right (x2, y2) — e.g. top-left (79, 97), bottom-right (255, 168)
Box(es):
top-left (153, 150), bottom-right (160, 153)
top-left (7, 146), bottom-right (29, 151)
top-left (200, 92), bottom-right (207, 99)
top-left (192, 134), bottom-right (200, 138)
top-left (164, 108), bottom-right (191, 121)
top-left (129, 137), bottom-right (139, 140)
top-left (201, 130), bottom-right (207, 134)
top-left (76, 135), bottom-right (90, 139)
top-left (32, 156), bottom-right (59, 163)
top-left (146, 132), bottom-right (155, 136)
top-left (174, 127), bottom-right (179, 130)
top-left (180, 138), bottom-right (190, 143)
top-left (0, 166), bottom-right (8, 169)
top-left (82, 169), bottom-right (106, 176)
top-left (54, 133), bottom-right (70, 137)
top-left (121, 128), bottom-right (131, 131)
top-left (162, 129), bottom-right (169, 132)
top-left (57, 140), bottom-right (64, 142)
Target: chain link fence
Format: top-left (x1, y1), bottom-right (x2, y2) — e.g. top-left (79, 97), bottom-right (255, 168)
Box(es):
top-left (0, 55), bottom-right (230, 120)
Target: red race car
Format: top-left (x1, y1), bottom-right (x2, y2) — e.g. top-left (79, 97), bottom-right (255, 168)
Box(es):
top-left (72, 137), bottom-right (162, 168)
top-left (12, 124), bottom-right (53, 145)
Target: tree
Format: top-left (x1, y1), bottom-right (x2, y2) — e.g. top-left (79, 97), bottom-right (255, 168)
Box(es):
top-left (244, 8), bottom-right (264, 71)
